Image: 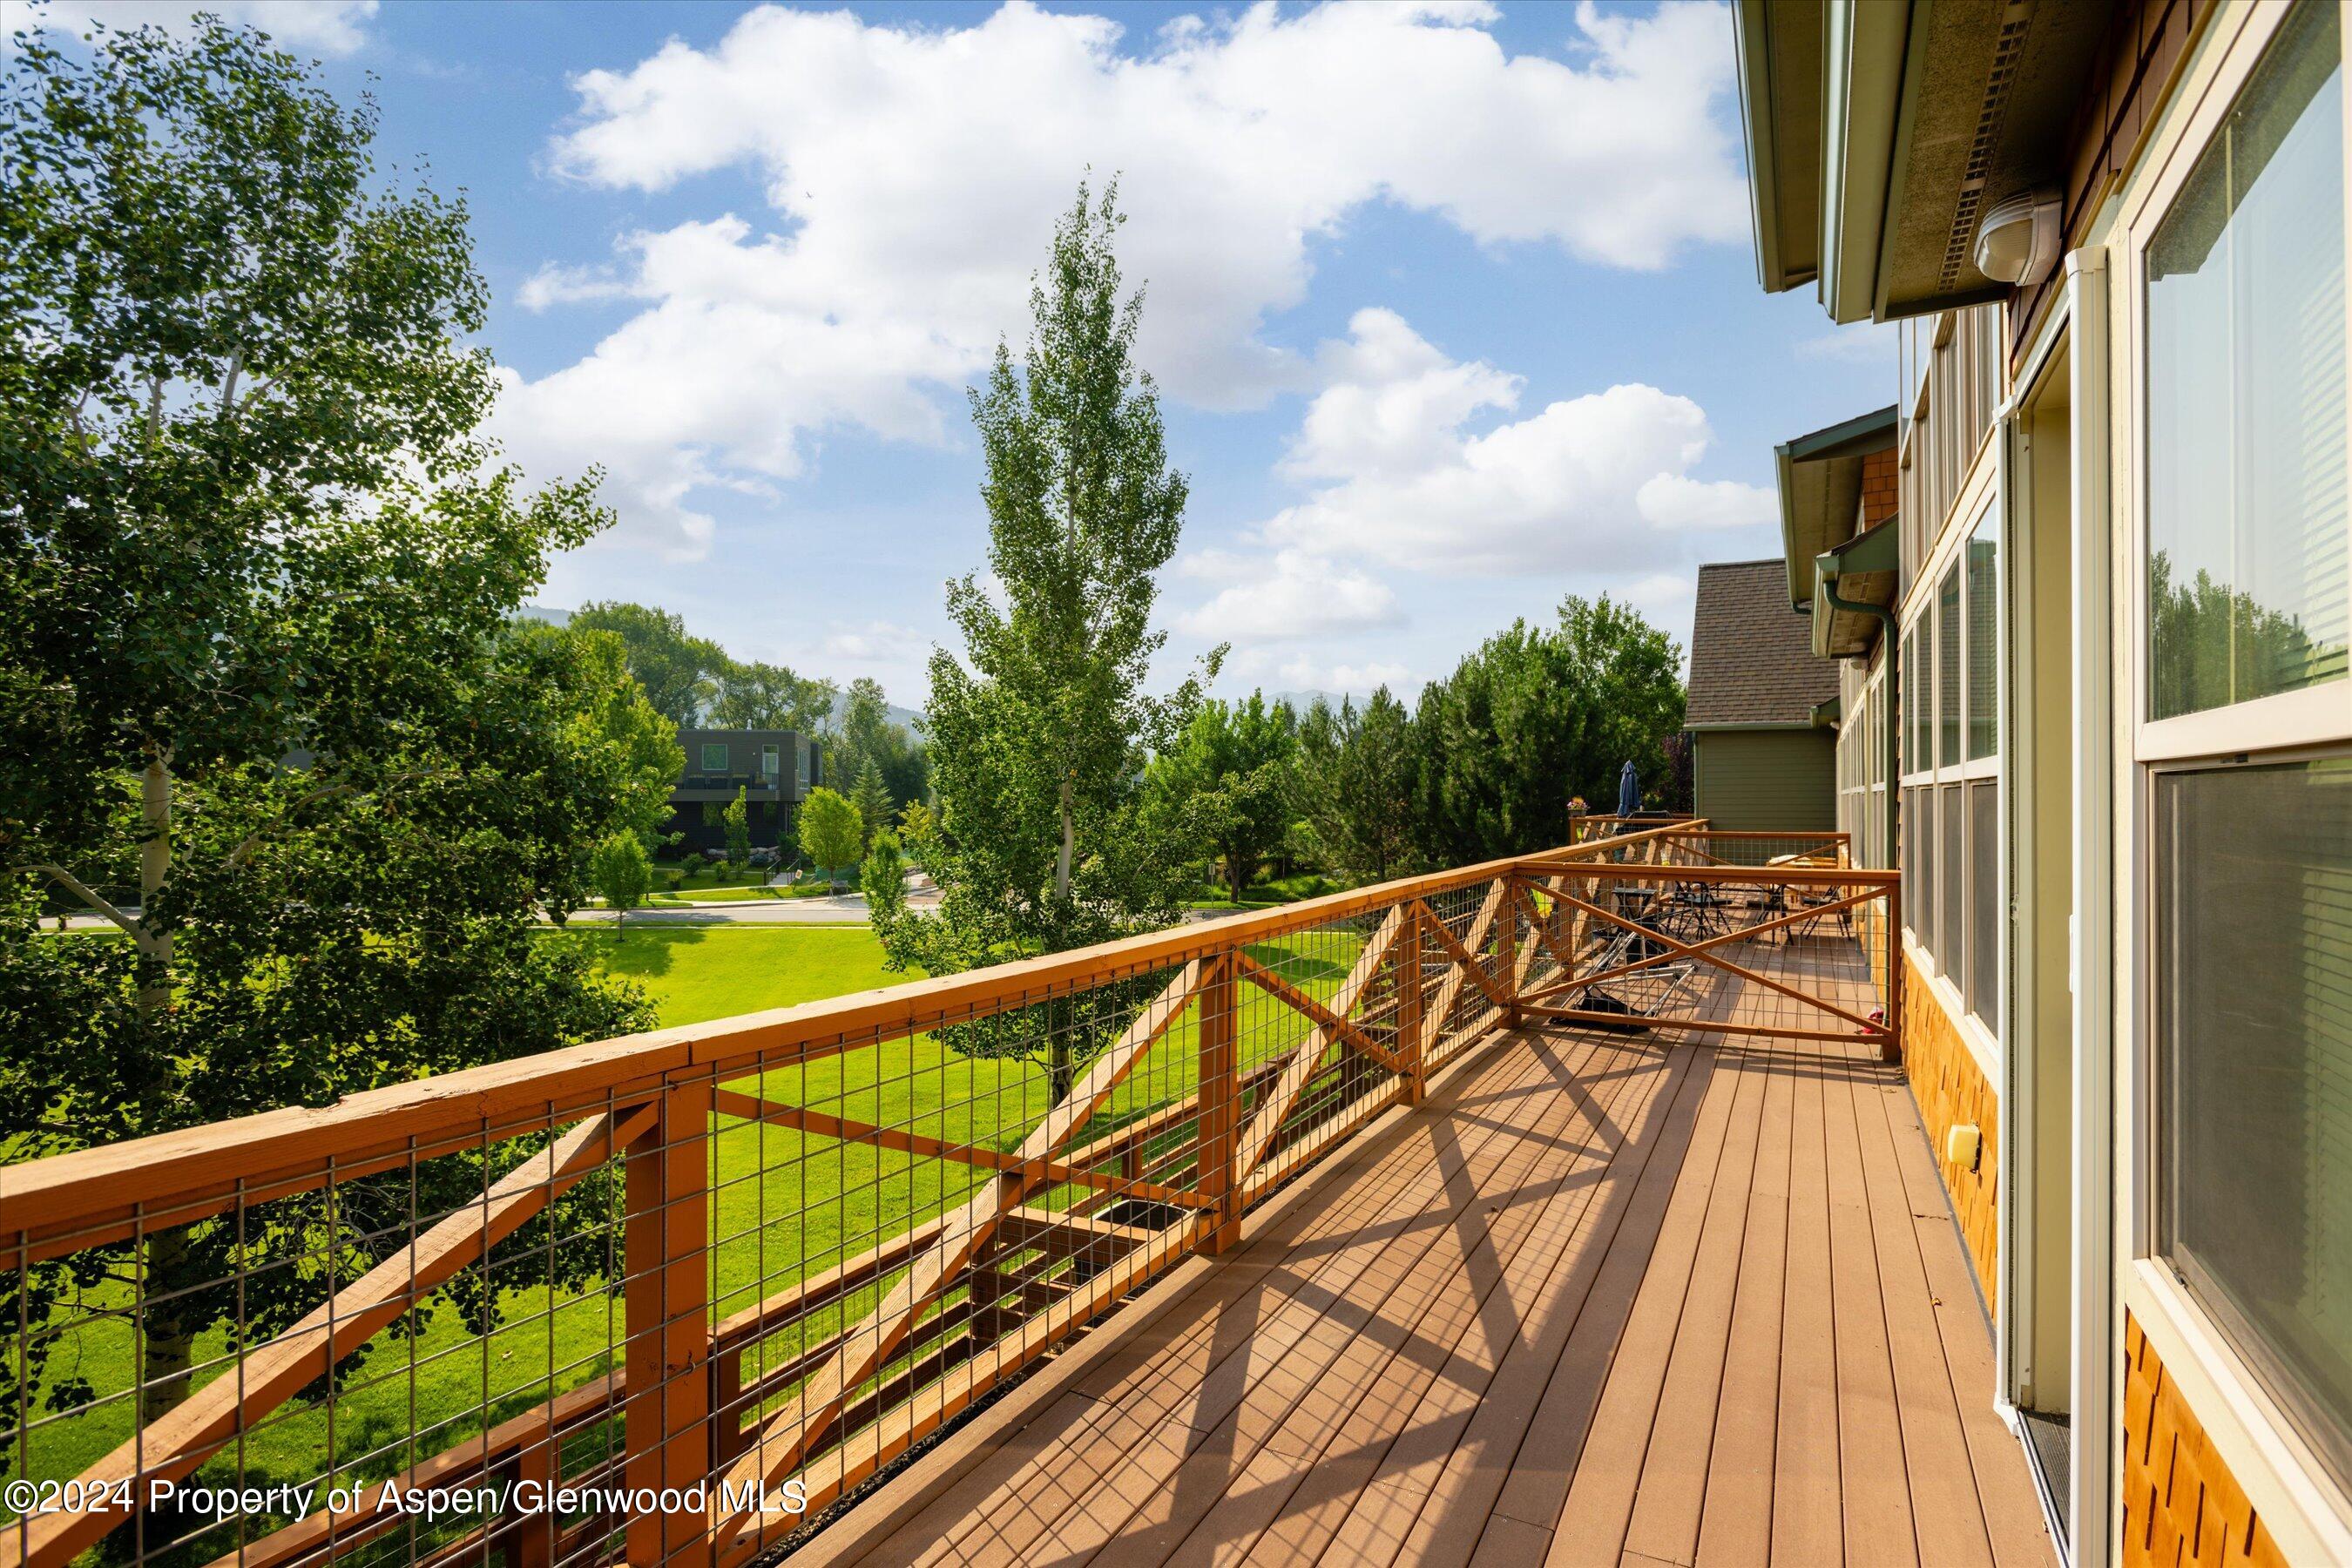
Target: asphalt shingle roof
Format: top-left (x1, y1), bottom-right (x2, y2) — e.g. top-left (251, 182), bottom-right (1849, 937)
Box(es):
top-left (1686, 559), bottom-right (1842, 727)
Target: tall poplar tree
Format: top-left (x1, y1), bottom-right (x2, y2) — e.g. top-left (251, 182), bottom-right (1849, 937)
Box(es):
top-left (870, 182), bottom-right (1216, 1101)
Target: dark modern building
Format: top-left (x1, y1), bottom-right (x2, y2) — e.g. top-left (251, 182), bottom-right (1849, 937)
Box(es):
top-left (666, 728), bottom-right (818, 855)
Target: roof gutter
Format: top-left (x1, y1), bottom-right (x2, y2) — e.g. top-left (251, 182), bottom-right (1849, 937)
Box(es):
top-left (1815, 553), bottom-right (1899, 868)
top-left (1820, 1), bottom-right (1910, 324)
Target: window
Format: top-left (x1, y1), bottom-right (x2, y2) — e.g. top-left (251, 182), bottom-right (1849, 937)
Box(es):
top-left (2156, 760), bottom-right (2352, 1482)
top-left (1908, 620), bottom-right (1931, 775)
top-left (1937, 561), bottom-right (1962, 767)
top-left (1938, 781), bottom-right (1962, 967)
top-left (1967, 779), bottom-right (1998, 1025)
top-left (702, 742), bottom-right (729, 773)
top-left (1904, 785), bottom-right (1930, 938)
top-left (1967, 523), bottom-right (1998, 760)
top-left (2146, 0), bottom-right (2348, 722)
top-left (1899, 498), bottom-right (2001, 1025)
top-left (2134, 2), bottom-right (2352, 1491)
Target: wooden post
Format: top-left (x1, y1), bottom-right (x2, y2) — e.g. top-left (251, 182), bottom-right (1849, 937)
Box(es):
top-left (1498, 876), bottom-right (1522, 1031)
top-left (1396, 904), bottom-right (1427, 1105)
top-left (1195, 953), bottom-right (1241, 1255)
top-left (1882, 881), bottom-right (1904, 1065)
top-left (710, 1346), bottom-right (745, 1465)
top-left (499, 1437), bottom-right (555, 1568)
top-left (624, 1082), bottom-right (713, 1568)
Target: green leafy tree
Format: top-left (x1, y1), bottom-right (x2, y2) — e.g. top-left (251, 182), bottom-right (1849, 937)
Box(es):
top-left (591, 830), bottom-right (653, 925)
top-left (722, 786), bottom-right (751, 868)
top-left (524, 623), bottom-right (684, 848)
top-left (848, 757), bottom-right (895, 849)
top-left (872, 181), bottom-right (1215, 1102)
top-left (796, 787), bottom-right (863, 889)
top-left (829, 676), bottom-right (929, 808)
top-left (569, 602), bottom-right (726, 726)
top-left (1146, 693), bottom-right (1296, 901)
top-left (1294, 689), bottom-right (1417, 883)
top-left (861, 829), bottom-right (908, 919)
top-left (0, 20), bottom-right (653, 1437)
top-left (707, 659), bottom-right (837, 736)
top-left (1411, 595), bottom-right (1685, 865)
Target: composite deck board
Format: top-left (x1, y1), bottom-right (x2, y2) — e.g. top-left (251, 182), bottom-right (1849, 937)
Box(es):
top-left (1144, 1033), bottom-right (1665, 1568)
top-left (873, 1027), bottom-right (1627, 1566)
top-left (804, 933), bottom-right (2056, 1568)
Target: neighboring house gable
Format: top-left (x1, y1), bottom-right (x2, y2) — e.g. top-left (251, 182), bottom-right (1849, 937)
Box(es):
top-left (1686, 558), bottom-right (1840, 832)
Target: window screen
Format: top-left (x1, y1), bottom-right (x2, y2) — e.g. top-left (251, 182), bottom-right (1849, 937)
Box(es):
top-left (701, 742), bottom-right (729, 772)
top-left (2146, 0), bottom-right (2348, 720)
top-left (1968, 779), bottom-right (1999, 1026)
top-left (1967, 524), bottom-right (1998, 760)
top-left (1938, 563), bottom-right (1962, 767)
top-left (2158, 759), bottom-right (2352, 1484)
top-left (1937, 781), bottom-right (1962, 974)
top-left (1904, 785), bottom-right (1929, 943)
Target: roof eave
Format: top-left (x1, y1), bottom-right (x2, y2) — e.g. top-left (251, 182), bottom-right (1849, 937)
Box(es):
top-left (1774, 404), bottom-right (1899, 608)
top-left (1819, 0), bottom-right (1910, 325)
top-left (1737, 0), bottom-right (1804, 293)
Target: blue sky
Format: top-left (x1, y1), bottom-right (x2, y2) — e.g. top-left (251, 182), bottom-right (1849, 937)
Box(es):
top-left (37, 0), bottom-right (1892, 708)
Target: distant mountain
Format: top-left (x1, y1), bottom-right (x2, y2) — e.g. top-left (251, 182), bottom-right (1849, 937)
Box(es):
top-left (515, 604), bottom-right (571, 628)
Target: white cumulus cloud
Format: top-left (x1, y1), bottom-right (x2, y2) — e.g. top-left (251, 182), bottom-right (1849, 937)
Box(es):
top-left (1259, 309), bottom-right (1773, 576)
top-left (1179, 550), bottom-right (1403, 641)
top-left (499, 0), bottom-right (1747, 558)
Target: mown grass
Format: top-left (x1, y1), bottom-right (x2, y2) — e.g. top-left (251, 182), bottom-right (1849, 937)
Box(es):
top-left (16, 922), bottom-right (1369, 1540)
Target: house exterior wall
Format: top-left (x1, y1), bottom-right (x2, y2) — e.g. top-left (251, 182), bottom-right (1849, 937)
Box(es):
top-left (1903, 950), bottom-right (2001, 1310)
top-left (2080, 8), bottom-right (2352, 1557)
top-left (1691, 727), bottom-right (1835, 833)
top-left (2122, 1315), bottom-right (2292, 1567)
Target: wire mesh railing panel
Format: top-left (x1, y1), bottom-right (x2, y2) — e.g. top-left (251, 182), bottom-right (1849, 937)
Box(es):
top-left (1515, 855), bottom-right (1899, 1058)
top-left (4, 818), bottom-right (1801, 1568)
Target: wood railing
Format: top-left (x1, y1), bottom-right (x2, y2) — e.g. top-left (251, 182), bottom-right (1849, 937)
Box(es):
top-left (0, 823), bottom-right (1898, 1568)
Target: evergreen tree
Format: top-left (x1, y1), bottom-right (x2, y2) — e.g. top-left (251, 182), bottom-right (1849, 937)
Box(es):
top-left (848, 757), bottom-right (895, 849)
top-left (1411, 595), bottom-right (1684, 865)
top-left (1294, 689), bottom-right (1417, 883)
top-left (872, 181), bottom-right (1216, 1101)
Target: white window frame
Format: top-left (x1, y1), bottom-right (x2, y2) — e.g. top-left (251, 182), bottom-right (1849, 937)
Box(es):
top-left (2113, 1), bottom-right (2352, 1552)
top-left (1899, 463), bottom-right (2005, 1070)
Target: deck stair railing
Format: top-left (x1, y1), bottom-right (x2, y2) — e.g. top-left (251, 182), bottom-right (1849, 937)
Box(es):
top-left (1, 821), bottom-right (1896, 1568)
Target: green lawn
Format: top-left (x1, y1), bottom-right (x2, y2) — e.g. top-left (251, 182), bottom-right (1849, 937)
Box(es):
top-left (16, 922), bottom-right (1371, 1541)
top-left (596, 926), bottom-right (904, 1023)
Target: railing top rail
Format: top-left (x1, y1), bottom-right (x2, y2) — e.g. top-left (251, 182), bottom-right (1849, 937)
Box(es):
top-left (0, 819), bottom-right (1707, 1251)
top-left (1546, 861), bottom-right (1896, 887)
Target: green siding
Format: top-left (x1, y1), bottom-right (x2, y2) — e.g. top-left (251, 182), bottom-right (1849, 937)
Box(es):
top-left (1692, 728), bottom-right (1837, 833)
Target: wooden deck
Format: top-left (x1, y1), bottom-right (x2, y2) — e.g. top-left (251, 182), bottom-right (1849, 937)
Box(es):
top-left (795, 1019), bottom-right (2057, 1567)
